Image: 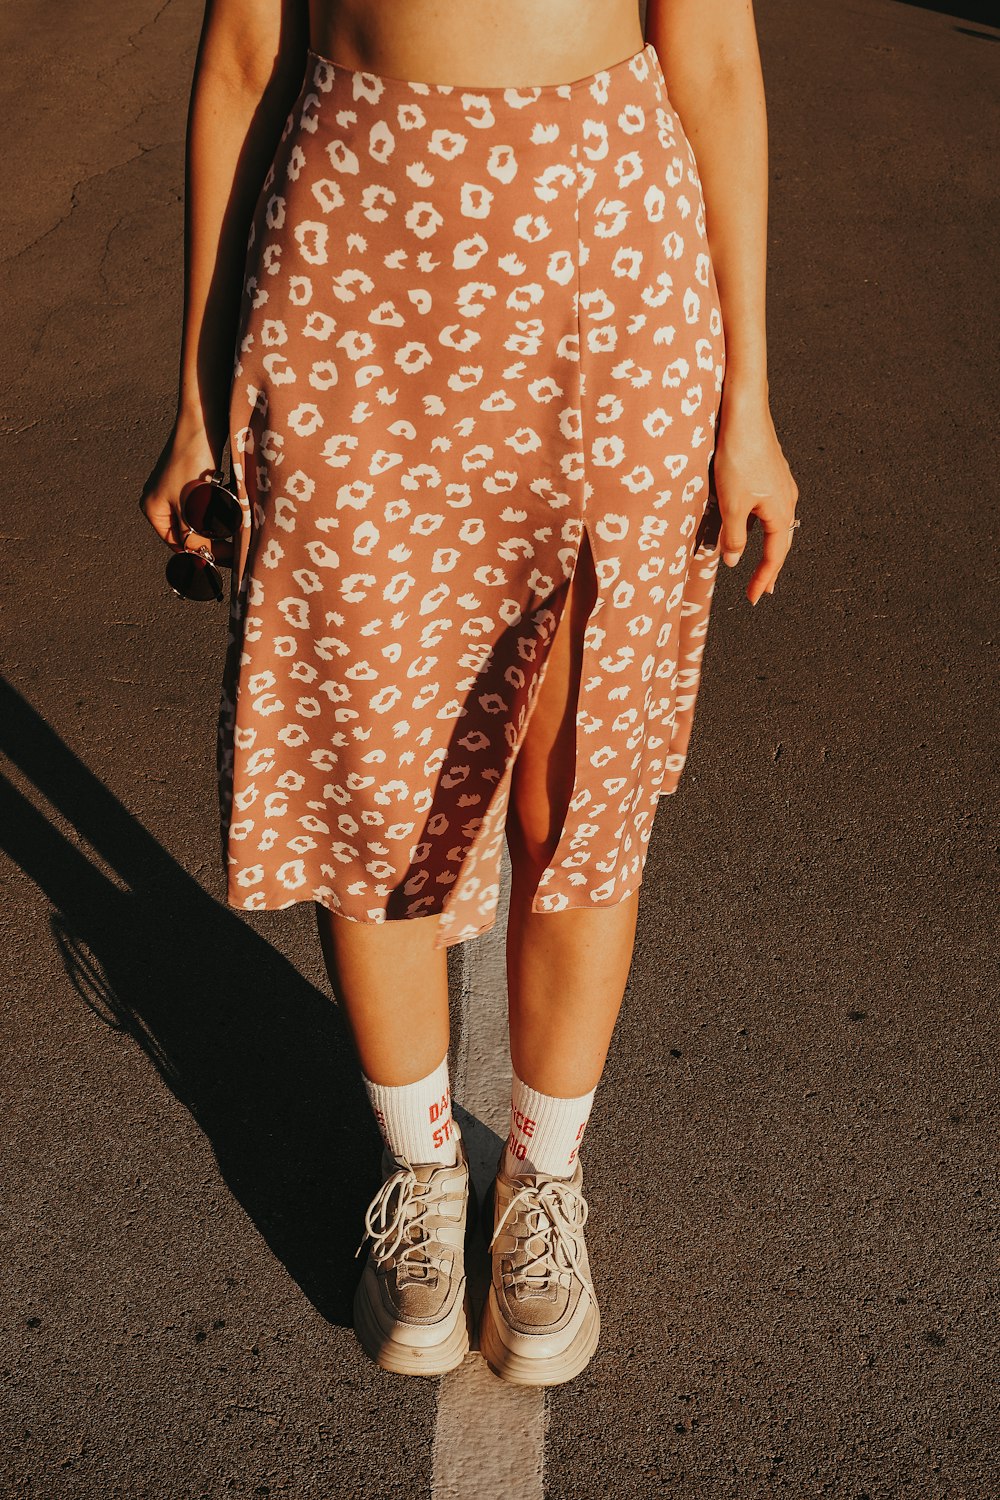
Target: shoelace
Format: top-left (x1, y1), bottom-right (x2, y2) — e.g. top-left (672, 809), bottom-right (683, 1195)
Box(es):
top-left (490, 1178), bottom-right (595, 1299)
top-left (355, 1164), bottom-right (437, 1281)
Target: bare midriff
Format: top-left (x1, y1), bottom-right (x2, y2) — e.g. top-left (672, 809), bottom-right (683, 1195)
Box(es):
top-left (307, 0), bottom-right (647, 87)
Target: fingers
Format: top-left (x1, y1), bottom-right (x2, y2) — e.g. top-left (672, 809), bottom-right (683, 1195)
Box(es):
top-left (139, 489), bottom-right (189, 553)
top-left (719, 503), bottom-right (797, 605)
top-left (169, 509), bottom-right (189, 551)
top-left (720, 514), bottom-right (749, 570)
top-left (749, 516), bottom-right (794, 602)
top-left (718, 511), bottom-right (760, 568)
top-left (138, 491), bottom-right (171, 547)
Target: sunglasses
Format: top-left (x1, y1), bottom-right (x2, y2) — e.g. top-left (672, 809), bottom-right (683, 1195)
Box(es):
top-left (165, 474), bottom-right (243, 602)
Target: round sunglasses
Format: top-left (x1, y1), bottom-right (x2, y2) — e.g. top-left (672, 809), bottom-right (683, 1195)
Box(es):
top-left (165, 475), bottom-right (243, 602)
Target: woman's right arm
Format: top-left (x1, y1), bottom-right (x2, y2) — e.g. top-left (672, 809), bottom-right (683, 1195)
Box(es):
top-left (140, 0), bottom-right (308, 552)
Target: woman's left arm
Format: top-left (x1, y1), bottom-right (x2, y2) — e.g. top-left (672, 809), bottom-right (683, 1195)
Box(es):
top-left (645, 0), bottom-right (798, 604)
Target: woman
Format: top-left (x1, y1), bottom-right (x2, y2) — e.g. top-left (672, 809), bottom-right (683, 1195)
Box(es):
top-left (140, 0), bottom-right (798, 1386)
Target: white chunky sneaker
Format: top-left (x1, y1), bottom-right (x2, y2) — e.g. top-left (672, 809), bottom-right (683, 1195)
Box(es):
top-left (353, 1119), bottom-right (474, 1376)
top-left (480, 1155), bottom-right (600, 1386)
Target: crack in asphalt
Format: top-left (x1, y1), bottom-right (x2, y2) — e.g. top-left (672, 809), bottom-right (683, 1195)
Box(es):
top-left (3, 143), bottom-right (158, 270)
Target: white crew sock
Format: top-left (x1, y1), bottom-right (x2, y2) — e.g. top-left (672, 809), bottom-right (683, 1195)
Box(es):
top-left (362, 1052), bottom-right (458, 1168)
top-left (503, 1068), bottom-right (597, 1180)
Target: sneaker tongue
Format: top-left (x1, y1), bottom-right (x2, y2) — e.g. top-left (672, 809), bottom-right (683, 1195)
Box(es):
top-left (504, 1210), bottom-right (554, 1284)
top-left (503, 1195), bottom-right (579, 1293)
top-left (386, 1173), bottom-right (442, 1281)
top-left (396, 1216), bottom-right (446, 1285)
top-left (397, 1256), bottom-right (435, 1285)
top-left (387, 1155), bottom-right (451, 1184)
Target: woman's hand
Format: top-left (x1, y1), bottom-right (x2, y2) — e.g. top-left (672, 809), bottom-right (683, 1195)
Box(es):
top-left (712, 383), bottom-right (799, 606)
top-left (138, 413), bottom-right (233, 566)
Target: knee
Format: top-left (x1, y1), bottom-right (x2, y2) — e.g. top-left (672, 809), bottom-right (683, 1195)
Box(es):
top-left (507, 773), bottom-right (561, 878)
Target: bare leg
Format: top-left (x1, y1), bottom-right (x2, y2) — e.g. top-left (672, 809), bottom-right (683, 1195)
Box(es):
top-left (315, 907), bottom-right (450, 1085)
top-left (505, 530), bottom-right (640, 1096)
top-left (506, 884), bottom-right (640, 1096)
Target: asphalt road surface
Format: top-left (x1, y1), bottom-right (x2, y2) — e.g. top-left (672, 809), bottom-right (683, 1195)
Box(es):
top-left (1, 1), bottom-right (997, 1496)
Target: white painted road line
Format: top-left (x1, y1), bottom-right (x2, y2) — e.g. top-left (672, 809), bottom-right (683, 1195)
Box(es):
top-left (432, 846), bottom-right (546, 1500)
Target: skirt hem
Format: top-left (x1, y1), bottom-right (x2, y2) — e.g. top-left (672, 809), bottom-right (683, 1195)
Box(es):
top-left (225, 877), bottom-right (646, 948)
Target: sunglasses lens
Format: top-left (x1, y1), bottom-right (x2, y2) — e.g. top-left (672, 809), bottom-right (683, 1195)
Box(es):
top-left (165, 550), bottom-right (225, 602)
top-left (182, 481), bottom-right (242, 540)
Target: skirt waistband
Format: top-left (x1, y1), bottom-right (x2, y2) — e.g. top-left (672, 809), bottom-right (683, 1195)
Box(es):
top-left (303, 39), bottom-right (663, 105)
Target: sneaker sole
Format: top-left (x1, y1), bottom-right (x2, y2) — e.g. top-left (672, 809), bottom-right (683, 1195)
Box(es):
top-left (353, 1277), bottom-right (473, 1378)
top-left (479, 1292), bottom-right (601, 1387)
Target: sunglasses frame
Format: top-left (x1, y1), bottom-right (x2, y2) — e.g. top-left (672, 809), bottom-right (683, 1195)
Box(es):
top-left (165, 473), bottom-right (242, 603)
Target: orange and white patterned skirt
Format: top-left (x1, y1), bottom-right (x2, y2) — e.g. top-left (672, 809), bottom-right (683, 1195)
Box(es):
top-left (218, 40), bottom-right (726, 948)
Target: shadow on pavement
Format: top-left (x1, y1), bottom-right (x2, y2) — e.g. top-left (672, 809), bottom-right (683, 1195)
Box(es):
top-left (894, 0), bottom-right (999, 26)
top-left (0, 676), bottom-right (378, 1330)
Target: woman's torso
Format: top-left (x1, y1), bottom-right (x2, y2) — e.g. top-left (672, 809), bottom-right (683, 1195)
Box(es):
top-left (307, 0), bottom-right (645, 86)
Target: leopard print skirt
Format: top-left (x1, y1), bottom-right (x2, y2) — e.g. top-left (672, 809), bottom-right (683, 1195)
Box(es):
top-left (218, 40), bottom-right (726, 948)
